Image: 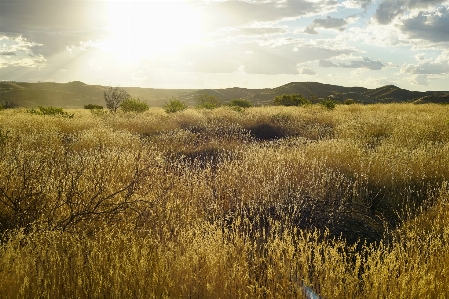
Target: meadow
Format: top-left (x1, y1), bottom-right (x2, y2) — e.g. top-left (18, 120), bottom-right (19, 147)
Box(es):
top-left (1, 103), bottom-right (449, 298)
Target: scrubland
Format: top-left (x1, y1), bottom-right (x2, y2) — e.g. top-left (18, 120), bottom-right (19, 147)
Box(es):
top-left (1, 103), bottom-right (449, 298)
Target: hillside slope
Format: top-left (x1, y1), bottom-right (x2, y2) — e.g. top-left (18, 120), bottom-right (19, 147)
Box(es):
top-left (1, 81), bottom-right (448, 108)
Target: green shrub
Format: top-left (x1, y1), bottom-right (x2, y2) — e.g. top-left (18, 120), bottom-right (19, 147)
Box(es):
top-left (84, 104), bottom-right (104, 110)
top-left (26, 106), bottom-right (74, 118)
top-left (163, 98), bottom-right (188, 113)
top-left (273, 94), bottom-right (310, 106)
top-left (320, 98), bottom-right (337, 110)
top-left (0, 101), bottom-right (17, 109)
top-left (344, 99), bottom-right (356, 105)
top-left (229, 98), bottom-right (252, 109)
top-left (120, 98), bottom-right (149, 113)
top-left (196, 94), bottom-right (222, 109)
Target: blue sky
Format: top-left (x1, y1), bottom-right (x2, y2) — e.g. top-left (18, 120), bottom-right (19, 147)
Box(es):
top-left (1, 0), bottom-right (449, 91)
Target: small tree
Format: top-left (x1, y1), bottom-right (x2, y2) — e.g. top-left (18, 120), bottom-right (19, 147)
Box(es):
top-left (104, 87), bottom-right (130, 113)
top-left (273, 94), bottom-right (310, 106)
top-left (120, 98), bottom-right (149, 113)
top-left (163, 98), bottom-right (188, 113)
top-left (196, 94), bottom-right (222, 109)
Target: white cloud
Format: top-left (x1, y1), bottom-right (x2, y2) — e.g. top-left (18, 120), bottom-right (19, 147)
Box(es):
top-left (304, 16), bottom-right (347, 34)
top-left (373, 0), bottom-right (449, 25)
top-left (298, 67), bottom-right (317, 75)
top-left (401, 50), bottom-right (449, 74)
top-left (409, 74), bottom-right (429, 85)
top-left (399, 6), bottom-right (449, 43)
top-left (342, 0), bottom-right (374, 9)
top-left (319, 57), bottom-right (384, 70)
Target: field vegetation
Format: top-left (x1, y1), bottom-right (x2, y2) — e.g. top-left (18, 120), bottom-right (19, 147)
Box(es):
top-left (1, 103), bottom-right (449, 298)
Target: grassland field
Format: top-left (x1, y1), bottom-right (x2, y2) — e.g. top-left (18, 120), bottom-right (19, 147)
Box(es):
top-left (1, 103), bottom-right (449, 298)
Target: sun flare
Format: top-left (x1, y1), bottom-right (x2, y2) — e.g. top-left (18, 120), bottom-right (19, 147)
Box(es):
top-left (102, 1), bottom-right (203, 63)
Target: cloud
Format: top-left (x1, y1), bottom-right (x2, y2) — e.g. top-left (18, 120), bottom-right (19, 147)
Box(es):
top-left (409, 74), bottom-right (429, 85)
top-left (0, 0), bottom-right (109, 56)
top-left (399, 6), bottom-right (449, 43)
top-left (304, 16), bottom-right (347, 34)
top-left (401, 50), bottom-right (449, 74)
top-left (373, 0), bottom-right (449, 25)
top-left (342, 0), bottom-right (374, 10)
top-left (319, 57), bottom-right (384, 70)
top-left (199, 0), bottom-right (340, 31)
top-left (298, 67), bottom-right (317, 75)
top-left (148, 40), bottom-right (354, 75)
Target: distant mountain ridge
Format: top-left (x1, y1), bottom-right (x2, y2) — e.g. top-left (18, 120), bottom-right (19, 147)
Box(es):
top-left (1, 81), bottom-right (448, 108)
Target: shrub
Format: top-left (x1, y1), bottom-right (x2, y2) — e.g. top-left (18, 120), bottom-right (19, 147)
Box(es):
top-left (0, 101), bottom-right (17, 109)
top-left (84, 104), bottom-right (103, 110)
top-left (229, 98), bottom-right (252, 109)
top-left (163, 98), bottom-right (188, 113)
top-left (273, 94), bottom-right (310, 106)
top-left (26, 106), bottom-right (74, 118)
top-left (320, 98), bottom-right (337, 110)
top-left (196, 94), bottom-right (222, 109)
top-left (104, 87), bottom-right (130, 113)
top-left (344, 99), bottom-right (357, 105)
top-left (120, 98), bottom-right (149, 113)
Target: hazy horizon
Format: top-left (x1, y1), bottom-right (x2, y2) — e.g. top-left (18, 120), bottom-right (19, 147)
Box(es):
top-left (1, 0), bottom-right (449, 92)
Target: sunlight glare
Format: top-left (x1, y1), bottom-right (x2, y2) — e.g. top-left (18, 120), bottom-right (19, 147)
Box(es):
top-left (103, 1), bottom-right (203, 63)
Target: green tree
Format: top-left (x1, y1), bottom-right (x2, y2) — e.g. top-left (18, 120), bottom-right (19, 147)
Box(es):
top-left (120, 98), bottom-right (149, 113)
top-left (273, 94), bottom-right (310, 106)
top-left (104, 87), bottom-right (130, 113)
top-left (163, 98), bottom-right (188, 113)
top-left (196, 94), bottom-right (222, 109)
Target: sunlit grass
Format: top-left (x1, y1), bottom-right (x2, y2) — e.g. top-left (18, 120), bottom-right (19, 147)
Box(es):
top-left (1, 104), bottom-right (449, 298)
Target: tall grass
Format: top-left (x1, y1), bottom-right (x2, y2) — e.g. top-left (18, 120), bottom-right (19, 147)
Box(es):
top-left (1, 104), bottom-right (449, 298)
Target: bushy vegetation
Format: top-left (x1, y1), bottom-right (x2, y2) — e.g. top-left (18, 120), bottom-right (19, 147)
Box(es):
top-left (26, 106), bottom-right (74, 118)
top-left (120, 98), bottom-right (149, 113)
top-left (273, 94), bottom-right (311, 106)
top-left (1, 104), bottom-right (449, 298)
top-left (320, 98), bottom-right (338, 110)
top-left (163, 98), bottom-right (188, 113)
top-left (229, 98), bottom-right (253, 109)
top-left (0, 101), bottom-right (17, 109)
top-left (104, 87), bottom-right (130, 113)
top-left (196, 94), bottom-right (222, 109)
top-left (84, 103), bottom-right (103, 110)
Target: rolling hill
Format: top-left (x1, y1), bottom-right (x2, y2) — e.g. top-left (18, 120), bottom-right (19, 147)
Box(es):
top-left (1, 81), bottom-right (448, 108)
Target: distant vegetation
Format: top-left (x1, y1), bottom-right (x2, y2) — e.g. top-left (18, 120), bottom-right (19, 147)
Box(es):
top-left (26, 106), bottom-right (74, 118)
top-left (1, 103), bottom-right (449, 297)
top-left (273, 94), bottom-right (311, 106)
top-left (84, 104), bottom-right (103, 110)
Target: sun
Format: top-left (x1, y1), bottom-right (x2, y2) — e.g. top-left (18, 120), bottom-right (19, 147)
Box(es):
top-left (101, 0), bottom-right (203, 64)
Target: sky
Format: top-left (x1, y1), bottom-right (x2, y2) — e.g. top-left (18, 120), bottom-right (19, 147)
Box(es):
top-left (1, 0), bottom-right (449, 91)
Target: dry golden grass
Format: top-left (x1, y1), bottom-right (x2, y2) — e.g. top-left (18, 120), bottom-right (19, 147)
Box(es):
top-left (1, 104), bottom-right (449, 298)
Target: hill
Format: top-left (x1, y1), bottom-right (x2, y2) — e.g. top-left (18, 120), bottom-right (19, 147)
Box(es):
top-left (1, 81), bottom-right (448, 108)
